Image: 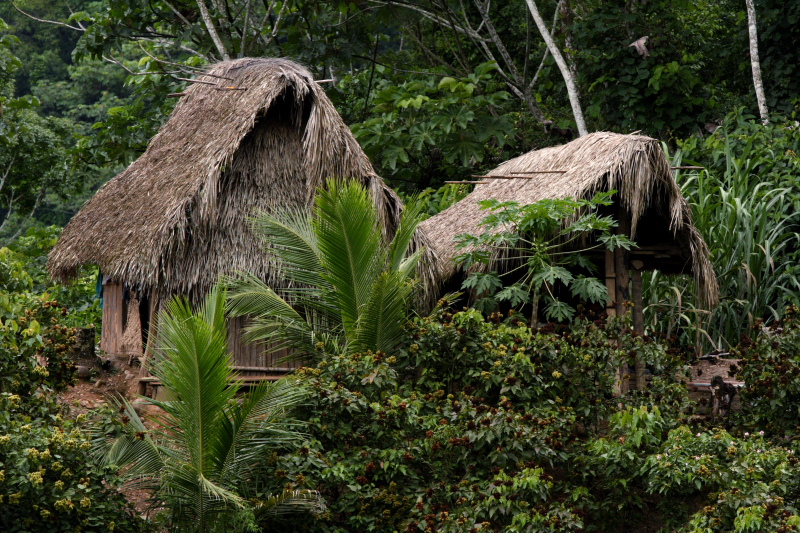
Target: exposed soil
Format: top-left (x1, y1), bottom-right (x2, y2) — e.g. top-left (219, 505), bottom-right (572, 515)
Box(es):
top-left (58, 372), bottom-right (130, 413)
top-left (57, 355), bottom-right (157, 518)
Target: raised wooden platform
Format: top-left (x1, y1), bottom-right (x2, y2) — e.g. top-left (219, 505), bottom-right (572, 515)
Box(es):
top-left (138, 367), bottom-right (296, 397)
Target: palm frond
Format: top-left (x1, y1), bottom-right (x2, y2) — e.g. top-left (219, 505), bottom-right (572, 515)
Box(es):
top-left (397, 248), bottom-right (424, 279)
top-left (150, 286), bottom-right (239, 480)
top-left (388, 196), bottom-right (426, 271)
top-left (219, 379), bottom-right (309, 482)
top-left (90, 396), bottom-right (165, 491)
top-left (314, 180), bottom-right (385, 336)
top-left (230, 180), bottom-right (423, 358)
top-left (249, 208), bottom-right (329, 289)
top-left (234, 377), bottom-right (309, 424)
top-left (355, 270), bottom-right (415, 354)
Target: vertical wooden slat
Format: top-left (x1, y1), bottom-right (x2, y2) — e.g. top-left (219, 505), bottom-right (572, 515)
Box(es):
top-left (226, 315), bottom-right (306, 376)
top-left (227, 316), bottom-right (238, 360)
top-left (100, 282), bottom-right (126, 355)
top-left (100, 286), bottom-right (111, 353)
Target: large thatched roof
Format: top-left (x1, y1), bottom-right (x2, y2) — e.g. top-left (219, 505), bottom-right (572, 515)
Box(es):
top-left (49, 58), bottom-right (432, 300)
top-left (421, 132), bottom-right (718, 307)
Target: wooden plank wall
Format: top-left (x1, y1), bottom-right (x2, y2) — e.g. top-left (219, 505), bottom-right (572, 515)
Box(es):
top-left (100, 282), bottom-right (126, 355)
top-left (227, 316), bottom-right (303, 375)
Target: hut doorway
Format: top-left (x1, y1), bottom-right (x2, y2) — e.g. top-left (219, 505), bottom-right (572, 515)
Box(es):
top-left (99, 280), bottom-right (152, 364)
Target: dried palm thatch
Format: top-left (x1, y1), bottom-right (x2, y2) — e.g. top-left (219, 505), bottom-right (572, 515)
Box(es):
top-left (48, 58), bottom-right (436, 302)
top-left (421, 132), bottom-right (718, 307)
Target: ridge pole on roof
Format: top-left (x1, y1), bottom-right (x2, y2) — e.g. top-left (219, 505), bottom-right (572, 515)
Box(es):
top-left (176, 78), bottom-right (219, 86)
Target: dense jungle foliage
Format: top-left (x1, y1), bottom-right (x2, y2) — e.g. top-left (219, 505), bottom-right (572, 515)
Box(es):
top-left (2, 0), bottom-right (800, 531)
top-left (0, 227), bottom-right (146, 532)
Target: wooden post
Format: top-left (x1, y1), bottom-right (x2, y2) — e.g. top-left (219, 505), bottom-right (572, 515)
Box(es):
top-left (604, 249), bottom-right (622, 393)
top-left (614, 208), bottom-right (631, 393)
top-left (614, 215), bottom-right (631, 317)
top-left (138, 294), bottom-right (161, 395)
top-left (605, 249), bottom-right (616, 317)
top-left (632, 261), bottom-right (647, 391)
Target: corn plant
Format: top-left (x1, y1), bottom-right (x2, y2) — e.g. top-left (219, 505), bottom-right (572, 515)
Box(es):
top-left (644, 126), bottom-right (800, 352)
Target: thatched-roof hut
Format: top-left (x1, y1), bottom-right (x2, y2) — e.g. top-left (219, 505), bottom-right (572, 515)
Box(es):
top-left (422, 132), bottom-right (718, 384)
top-left (48, 57), bottom-right (428, 383)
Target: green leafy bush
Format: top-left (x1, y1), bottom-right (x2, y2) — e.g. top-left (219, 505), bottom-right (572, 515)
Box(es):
top-left (0, 291), bottom-right (77, 417)
top-left (4, 226), bottom-right (101, 329)
top-left (265, 306), bottom-right (690, 532)
top-left (0, 293), bottom-right (145, 531)
top-left (586, 418), bottom-right (800, 532)
top-left (349, 62), bottom-right (515, 191)
top-left (732, 307), bottom-right (800, 435)
top-left (0, 394), bottom-right (147, 533)
top-left (0, 232), bottom-right (144, 531)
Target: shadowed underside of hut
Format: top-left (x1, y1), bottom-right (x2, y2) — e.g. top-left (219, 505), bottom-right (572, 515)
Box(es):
top-left (48, 57), bottom-right (435, 390)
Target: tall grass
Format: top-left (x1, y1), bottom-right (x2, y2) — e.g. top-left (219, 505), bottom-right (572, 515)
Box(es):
top-left (644, 121), bottom-right (800, 352)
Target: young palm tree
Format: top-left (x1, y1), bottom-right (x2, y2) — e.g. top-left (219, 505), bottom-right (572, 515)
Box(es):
top-left (93, 287), bottom-right (323, 532)
top-left (226, 179), bottom-right (425, 357)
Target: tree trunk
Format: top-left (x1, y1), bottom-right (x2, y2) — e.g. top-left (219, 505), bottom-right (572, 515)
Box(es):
top-left (197, 0), bottom-right (231, 61)
top-left (745, 0), bottom-right (769, 124)
top-left (523, 0), bottom-right (588, 136)
top-left (561, 0), bottom-right (579, 87)
top-left (4, 186), bottom-right (45, 245)
top-left (238, 0), bottom-right (252, 57)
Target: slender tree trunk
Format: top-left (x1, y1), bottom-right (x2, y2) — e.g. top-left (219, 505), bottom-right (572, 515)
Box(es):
top-left (0, 191), bottom-right (15, 235)
top-left (362, 33), bottom-right (380, 118)
top-left (197, 0), bottom-right (231, 61)
top-left (745, 0), bottom-right (769, 124)
top-left (239, 0), bottom-right (252, 57)
top-left (0, 154), bottom-right (16, 196)
top-left (523, 0), bottom-right (587, 136)
top-left (4, 187), bottom-right (44, 245)
top-left (3, 187), bottom-right (44, 244)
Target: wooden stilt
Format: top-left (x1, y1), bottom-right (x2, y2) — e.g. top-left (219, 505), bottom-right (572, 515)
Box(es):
top-left (614, 217), bottom-right (631, 317)
top-left (614, 209), bottom-right (631, 393)
top-left (605, 249), bottom-right (616, 317)
top-left (138, 294), bottom-right (161, 395)
top-left (632, 262), bottom-right (647, 391)
top-left (605, 249), bottom-right (622, 394)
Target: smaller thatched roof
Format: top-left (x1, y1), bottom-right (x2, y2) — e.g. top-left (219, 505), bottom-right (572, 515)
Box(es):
top-left (49, 58), bottom-right (435, 301)
top-left (421, 132), bottom-right (718, 307)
